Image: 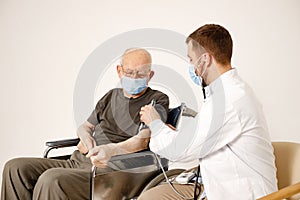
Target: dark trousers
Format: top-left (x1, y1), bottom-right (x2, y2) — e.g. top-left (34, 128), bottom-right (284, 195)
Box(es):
top-left (1, 150), bottom-right (111, 200)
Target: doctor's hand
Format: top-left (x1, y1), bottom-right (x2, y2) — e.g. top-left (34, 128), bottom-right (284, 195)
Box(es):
top-left (86, 143), bottom-right (117, 168)
top-left (140, 105), bottom-right (161, 127)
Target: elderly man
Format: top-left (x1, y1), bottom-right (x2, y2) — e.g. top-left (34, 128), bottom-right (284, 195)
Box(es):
top-left (1, 48), bottom-right (169, 200)
top-left (139, 24), bottom-right (277, 199)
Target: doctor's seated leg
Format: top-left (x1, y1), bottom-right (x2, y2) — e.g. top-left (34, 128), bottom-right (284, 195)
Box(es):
top-left (139, 184), bottom-right (195, 200)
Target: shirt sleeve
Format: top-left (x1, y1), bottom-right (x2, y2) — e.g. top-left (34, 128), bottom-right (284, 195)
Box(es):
top-left (87, 110), bottom-right (99, 126)
top-left (149, 102), bottom-right (242, 162)
top-left (86, 89), bottom-right (113, 126)
top-left (153, 92), bottom-right (169, 123)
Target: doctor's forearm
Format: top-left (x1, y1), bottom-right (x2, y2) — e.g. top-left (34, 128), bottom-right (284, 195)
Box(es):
top-left (149, 119), bottom-right (204, 162)
top-left (149, 120), bottom-right (185, 161)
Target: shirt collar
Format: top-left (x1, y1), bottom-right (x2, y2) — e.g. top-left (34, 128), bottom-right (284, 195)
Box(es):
top-left (203, 68), bottom-right (237, 99)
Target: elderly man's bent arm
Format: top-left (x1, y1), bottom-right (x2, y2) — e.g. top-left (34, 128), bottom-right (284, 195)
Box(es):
top-left (116, 128), bottom-right (151, 153)
top-left (86, 128), bottom-right (151, 168)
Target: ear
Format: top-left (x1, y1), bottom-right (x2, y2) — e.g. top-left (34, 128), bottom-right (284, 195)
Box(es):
top-left (147, 71), bottom-right (155, 84)
top-left (117, 65), bottom-right (122, 79)
top-left (204, 53), bottom-right (212, 68)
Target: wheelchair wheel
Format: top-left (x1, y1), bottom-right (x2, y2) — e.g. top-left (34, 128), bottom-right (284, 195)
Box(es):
top-left (140, 168), bottom-right (185, 193)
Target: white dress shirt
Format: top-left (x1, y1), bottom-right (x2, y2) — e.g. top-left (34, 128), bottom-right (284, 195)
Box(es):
top-left (149, 69), bottom-right (278, 199)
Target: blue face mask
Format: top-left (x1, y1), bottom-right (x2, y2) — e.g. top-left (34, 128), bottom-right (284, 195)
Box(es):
top-left (188, 53), bottom-right (208, 86)
top-left (121, 76), bottom-right (147, 95)
top-left (189, 65), bottom-right (203, 86)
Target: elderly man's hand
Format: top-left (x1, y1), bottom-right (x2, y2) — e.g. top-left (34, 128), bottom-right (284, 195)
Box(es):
top-left (86, 143), bottom-right (117, 168)
top-left (77, 141), bottom-right (89, 154)
top-left (77, 123), bottom-right (96, 154)
top-left (140, 105), bottom-right (161, 126)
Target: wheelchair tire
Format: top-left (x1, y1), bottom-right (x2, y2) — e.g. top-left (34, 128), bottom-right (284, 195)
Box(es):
top-left (140, 168), bottom-right (185, 193)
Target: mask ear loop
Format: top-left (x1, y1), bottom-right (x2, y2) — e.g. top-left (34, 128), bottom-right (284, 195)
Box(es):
top-left (195, 53), bottom-right (208, 78)
top-left (199, 62), bottom-right (208, 78)
top-left (195, 54), bottom-right (208, 99)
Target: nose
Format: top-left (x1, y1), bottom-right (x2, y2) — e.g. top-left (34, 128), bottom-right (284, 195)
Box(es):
top-left (132, 72), bottom-right (139, 79)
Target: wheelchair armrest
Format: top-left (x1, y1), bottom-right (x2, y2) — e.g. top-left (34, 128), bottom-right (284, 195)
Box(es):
top-left (107, 150), bottom-right (168, 171)
top-left (46, 138), bottom-right (80, 148)
top-left (44, 138), bottom-right (80, 158)
top-left (109, 150), bottom-right (155, 161)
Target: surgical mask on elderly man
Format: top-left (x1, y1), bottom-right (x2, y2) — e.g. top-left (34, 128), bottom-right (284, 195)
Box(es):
top-left (121, 76), bottom-right (147, 95)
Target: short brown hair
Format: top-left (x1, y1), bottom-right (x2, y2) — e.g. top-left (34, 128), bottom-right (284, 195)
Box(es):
top-left (186, 24), bottom-right (233, 65)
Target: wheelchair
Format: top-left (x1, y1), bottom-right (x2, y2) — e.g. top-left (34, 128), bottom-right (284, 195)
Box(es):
top-left (44, 103), bottom-right (198, 200)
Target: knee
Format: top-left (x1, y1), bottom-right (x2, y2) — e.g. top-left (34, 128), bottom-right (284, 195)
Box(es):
top-left (3, 158), bottom-right (28, 174)
top-left (36, 168), bottom-right (64, 187)
top-left (33, 169), bottom-right (70, 199)
top-left (137, 191), bottom-right (152, 200)
top-left (3, 158), bottom-right (39, 186)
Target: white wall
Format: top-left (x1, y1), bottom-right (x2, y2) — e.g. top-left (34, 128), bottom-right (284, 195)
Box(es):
top-left (0, 0), bottom-right (299, 186)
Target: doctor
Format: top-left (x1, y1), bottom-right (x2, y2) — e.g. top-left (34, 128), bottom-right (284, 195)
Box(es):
top-left (139, 24), bottom-right (278, 199)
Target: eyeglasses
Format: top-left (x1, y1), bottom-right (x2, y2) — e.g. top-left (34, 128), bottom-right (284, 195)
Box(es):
top-left (121, 66), bottom-right (150, 78)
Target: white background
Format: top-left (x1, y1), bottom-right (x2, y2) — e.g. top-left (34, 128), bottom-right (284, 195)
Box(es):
top-left (0, 0), bottom-right (299, 187)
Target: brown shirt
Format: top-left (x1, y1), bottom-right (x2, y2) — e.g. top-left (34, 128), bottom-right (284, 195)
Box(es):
top-left (87, 87), bottom-right (169, 145)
